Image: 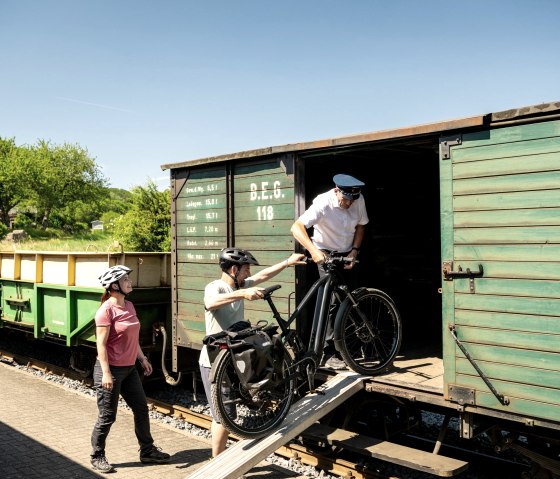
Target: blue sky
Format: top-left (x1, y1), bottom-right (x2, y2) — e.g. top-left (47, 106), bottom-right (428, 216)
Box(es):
top-left (1, 1), bottom-right (559, 191)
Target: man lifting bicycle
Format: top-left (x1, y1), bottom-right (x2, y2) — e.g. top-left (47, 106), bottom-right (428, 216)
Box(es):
top-left (199, 248), bottom-right (305, 457)
top-left (291, 173), bottom-right (369, 370)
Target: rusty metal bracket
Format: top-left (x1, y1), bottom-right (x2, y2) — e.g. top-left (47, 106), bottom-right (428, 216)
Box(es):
top-left (460, 411), bottom-right (474, 439)
top-left (440, 134), bottom-right (462, 160)
top-left (442, 261), bottom-right (453, 281)
top-left (448, 384), bottom-right (475, 406)
top-left (442, 262), bottom-right (483, 293)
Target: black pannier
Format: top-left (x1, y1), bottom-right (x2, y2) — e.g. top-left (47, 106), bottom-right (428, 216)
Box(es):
top-left (203, 322), bottom-right (282, 390)
top-left (232, 330), bottom-right (274, 389)
top-left (203, 321), bottom-right (251, 364)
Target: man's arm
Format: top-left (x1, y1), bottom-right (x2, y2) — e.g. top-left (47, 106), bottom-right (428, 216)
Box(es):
top-left (290, 220), bottom-right (325, 264)
top-left (250, 253), bottom-right (306, 285)
top-left (352, 224), bottom-right (365, 251)
top-left (204, 288), bottom-right (264, 311)
top-left (346, 223), bottom-right (366, 268)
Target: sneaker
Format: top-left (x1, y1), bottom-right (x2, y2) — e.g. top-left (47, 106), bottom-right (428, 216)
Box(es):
top-left (324, 355), bottom-right (347, 370)
top-left (91, 454), bottom-right (115, 473)
top-left (140, 445), bottom-right (171, 464)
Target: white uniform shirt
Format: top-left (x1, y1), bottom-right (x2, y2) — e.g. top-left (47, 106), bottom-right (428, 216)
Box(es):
top-left (298, 188), bottom-right (369, 252)
top-left (198, 277), bottom-right (255, 368)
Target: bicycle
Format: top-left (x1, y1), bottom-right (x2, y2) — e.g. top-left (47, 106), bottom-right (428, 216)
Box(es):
top-left (206, 253), bottom-right (402, 439)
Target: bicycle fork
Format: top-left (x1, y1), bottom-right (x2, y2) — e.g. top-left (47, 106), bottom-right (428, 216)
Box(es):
top-left (344, 289), bottom-right (377, 338)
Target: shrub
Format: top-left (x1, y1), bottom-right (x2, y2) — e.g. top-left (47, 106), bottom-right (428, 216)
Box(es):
top-left (0, 222), bottom-right (8, 239)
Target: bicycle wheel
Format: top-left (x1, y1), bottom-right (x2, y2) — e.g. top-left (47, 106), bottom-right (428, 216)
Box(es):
top-left (334, 288), bottom-right (402, 375)
top-left (211, 350), bottom-right (296, 439)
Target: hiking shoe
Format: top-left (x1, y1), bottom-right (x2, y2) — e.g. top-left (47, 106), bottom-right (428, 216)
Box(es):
top-left (324, 355), bottom-right (347, 370)
top-left (91, 454), bottom-right (115, 473)
top-left (140, 445), bottom-right (171, 464)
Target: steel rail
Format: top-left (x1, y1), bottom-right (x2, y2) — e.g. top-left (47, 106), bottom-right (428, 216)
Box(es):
top-left (0, 348), bottom-right (388, 479)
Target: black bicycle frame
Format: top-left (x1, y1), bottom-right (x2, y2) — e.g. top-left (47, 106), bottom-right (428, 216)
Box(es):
top-left (263, 263), bottom-right (347, 361)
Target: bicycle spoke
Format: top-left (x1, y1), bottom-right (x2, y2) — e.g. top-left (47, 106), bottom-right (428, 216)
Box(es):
top-left (335, 289), bottom-right (401, 375)
top-left (212, 352), bottom-right (295, 438)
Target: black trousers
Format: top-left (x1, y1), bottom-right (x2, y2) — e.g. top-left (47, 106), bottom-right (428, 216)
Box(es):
top-left (317, 250), bottom-right (359, 353)
top-left (90, 360), bottom-right (154, 457)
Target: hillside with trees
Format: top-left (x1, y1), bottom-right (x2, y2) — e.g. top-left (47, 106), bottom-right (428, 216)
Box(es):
top-left (0, 137), bottom-right (170, 252)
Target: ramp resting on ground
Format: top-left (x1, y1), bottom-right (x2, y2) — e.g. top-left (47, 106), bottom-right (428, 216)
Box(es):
top-left (186, 371), bottom-right (365, 479)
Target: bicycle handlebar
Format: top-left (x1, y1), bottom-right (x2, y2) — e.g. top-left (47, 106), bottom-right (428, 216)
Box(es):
top-left (326, 255), bottom-right (359, 265)
top-left (302, 254), bottom-right (359, 265)
top-left (262, 254), bottom-right (357, 298)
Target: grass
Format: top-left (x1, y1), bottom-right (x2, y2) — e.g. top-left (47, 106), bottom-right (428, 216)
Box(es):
top-left (0, 230), bottom-right (120, 253)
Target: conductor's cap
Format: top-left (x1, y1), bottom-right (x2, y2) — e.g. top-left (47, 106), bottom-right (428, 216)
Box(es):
top-left (333, 174), bottom-right (364, 200)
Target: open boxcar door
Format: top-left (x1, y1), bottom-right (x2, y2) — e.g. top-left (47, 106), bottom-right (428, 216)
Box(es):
top-left (439, 119), bottom-right (560, 425)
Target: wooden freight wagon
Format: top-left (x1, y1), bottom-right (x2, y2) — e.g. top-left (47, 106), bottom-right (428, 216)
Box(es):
top-left (162, 102), bottom-right (560, 468)
top-left (0, 250), bottom-right (172, 373)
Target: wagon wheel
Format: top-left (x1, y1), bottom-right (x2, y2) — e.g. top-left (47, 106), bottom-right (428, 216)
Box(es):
top-left (342, 396), bottom-right (421, 440)
top-left (69, 349), bottom-right (95, 378)
top-left (296, 405), bottom-right (350, 456)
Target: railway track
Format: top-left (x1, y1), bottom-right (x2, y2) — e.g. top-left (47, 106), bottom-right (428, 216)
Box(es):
top-left (0, 347), bottom-right (387, 479)
top-left (0, 345), bottom-right (533, 479)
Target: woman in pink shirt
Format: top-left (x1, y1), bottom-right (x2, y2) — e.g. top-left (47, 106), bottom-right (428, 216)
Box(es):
top-left (90, 265), bottom-right (170, 473)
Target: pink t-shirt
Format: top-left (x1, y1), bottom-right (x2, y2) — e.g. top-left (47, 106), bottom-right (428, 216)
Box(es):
top-left (95, 300), bottom-right (140, 366)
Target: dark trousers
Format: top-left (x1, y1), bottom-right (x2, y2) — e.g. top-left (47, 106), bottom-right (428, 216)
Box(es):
top-left (317, 251), bottom-right (359, 353)
top-left (90, 360), bottom-right (154, 457)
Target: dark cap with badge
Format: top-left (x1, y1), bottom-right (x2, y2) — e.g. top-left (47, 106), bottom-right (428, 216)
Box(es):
top-left (333, 174), bottom-right (364, 200)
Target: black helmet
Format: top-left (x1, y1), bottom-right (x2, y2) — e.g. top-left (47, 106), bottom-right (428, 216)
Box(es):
top-left (219, 247), bottom-right (259, 270)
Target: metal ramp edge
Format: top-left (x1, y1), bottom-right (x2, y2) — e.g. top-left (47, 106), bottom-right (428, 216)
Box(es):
top-left (185, 371), bottom-right (365, 479)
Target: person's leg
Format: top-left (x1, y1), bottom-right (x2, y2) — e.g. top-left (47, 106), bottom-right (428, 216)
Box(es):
top-left (120, 366), bottom-right (170, 463)
top-left (200, 364), bottom-right (229, 457)
top-left (90, 361), bottom-right (122, 472)
top-left (119, 366), bottom-right (153, 453)
top-left (211, 420), bottom-right (229, 457)
top-left (318, 254), bottom-right (353, 369)
top-left (91, 361), bottom-right (121, 455)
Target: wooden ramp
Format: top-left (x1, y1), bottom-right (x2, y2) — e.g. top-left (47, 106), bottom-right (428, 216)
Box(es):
top-left (185, 371), bottom-right (365, 479)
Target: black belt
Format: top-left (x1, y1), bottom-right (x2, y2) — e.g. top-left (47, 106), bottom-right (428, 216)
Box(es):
top-left (320, 249), bottom-right (350, 255)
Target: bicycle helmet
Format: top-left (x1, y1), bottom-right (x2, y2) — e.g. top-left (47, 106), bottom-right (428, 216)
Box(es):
top-left (219, 248), bottom-right (259, 270)
top-left (219, 248), bottom-right (259, 290)
top-left (98, 265), bottom-right (132, 289)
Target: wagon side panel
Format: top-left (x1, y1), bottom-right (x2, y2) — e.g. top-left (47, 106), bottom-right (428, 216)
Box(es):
top-left (441, 119), bottom-right (560, 423)
top-left (172, 156), bottom-right (297, 358)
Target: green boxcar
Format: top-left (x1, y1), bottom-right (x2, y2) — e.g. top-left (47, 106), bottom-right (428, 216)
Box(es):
top-left (163, 101), bottom-right (560, 433)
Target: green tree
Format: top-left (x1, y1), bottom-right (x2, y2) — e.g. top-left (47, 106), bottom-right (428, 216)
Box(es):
top-left (0, 222), bottom-right (8, 239)
top-left (47, 187), bottom-right (129, 232)
top-left (113, 180), bottom-right (170, 251)
top-left (29, 140), bottom-right (107, 229)
top-left (106, 187), bottom-right (133, 212)
top-left (0, 137), bottom-right (34, 226)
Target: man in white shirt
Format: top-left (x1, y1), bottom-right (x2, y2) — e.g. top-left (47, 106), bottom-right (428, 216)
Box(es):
top-left (291, 174), bottom-right (369, 369)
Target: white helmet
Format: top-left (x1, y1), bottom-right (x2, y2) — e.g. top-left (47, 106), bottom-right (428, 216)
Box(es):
top-left (98, 265), bottom-right (132, 289)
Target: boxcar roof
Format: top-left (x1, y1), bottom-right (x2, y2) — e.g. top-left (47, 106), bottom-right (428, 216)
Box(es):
top-left (160, 101), bottom-right (560, 171)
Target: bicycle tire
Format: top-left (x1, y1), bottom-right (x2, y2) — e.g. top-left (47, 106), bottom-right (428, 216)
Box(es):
top-left (211, 349), bottom-right (296, 439)
top-left (334, 288), bottom-right (402, 375)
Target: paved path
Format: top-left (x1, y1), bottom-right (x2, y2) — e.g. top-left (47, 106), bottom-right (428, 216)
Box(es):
top-left (0, 361), bottom-right (306, 479)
